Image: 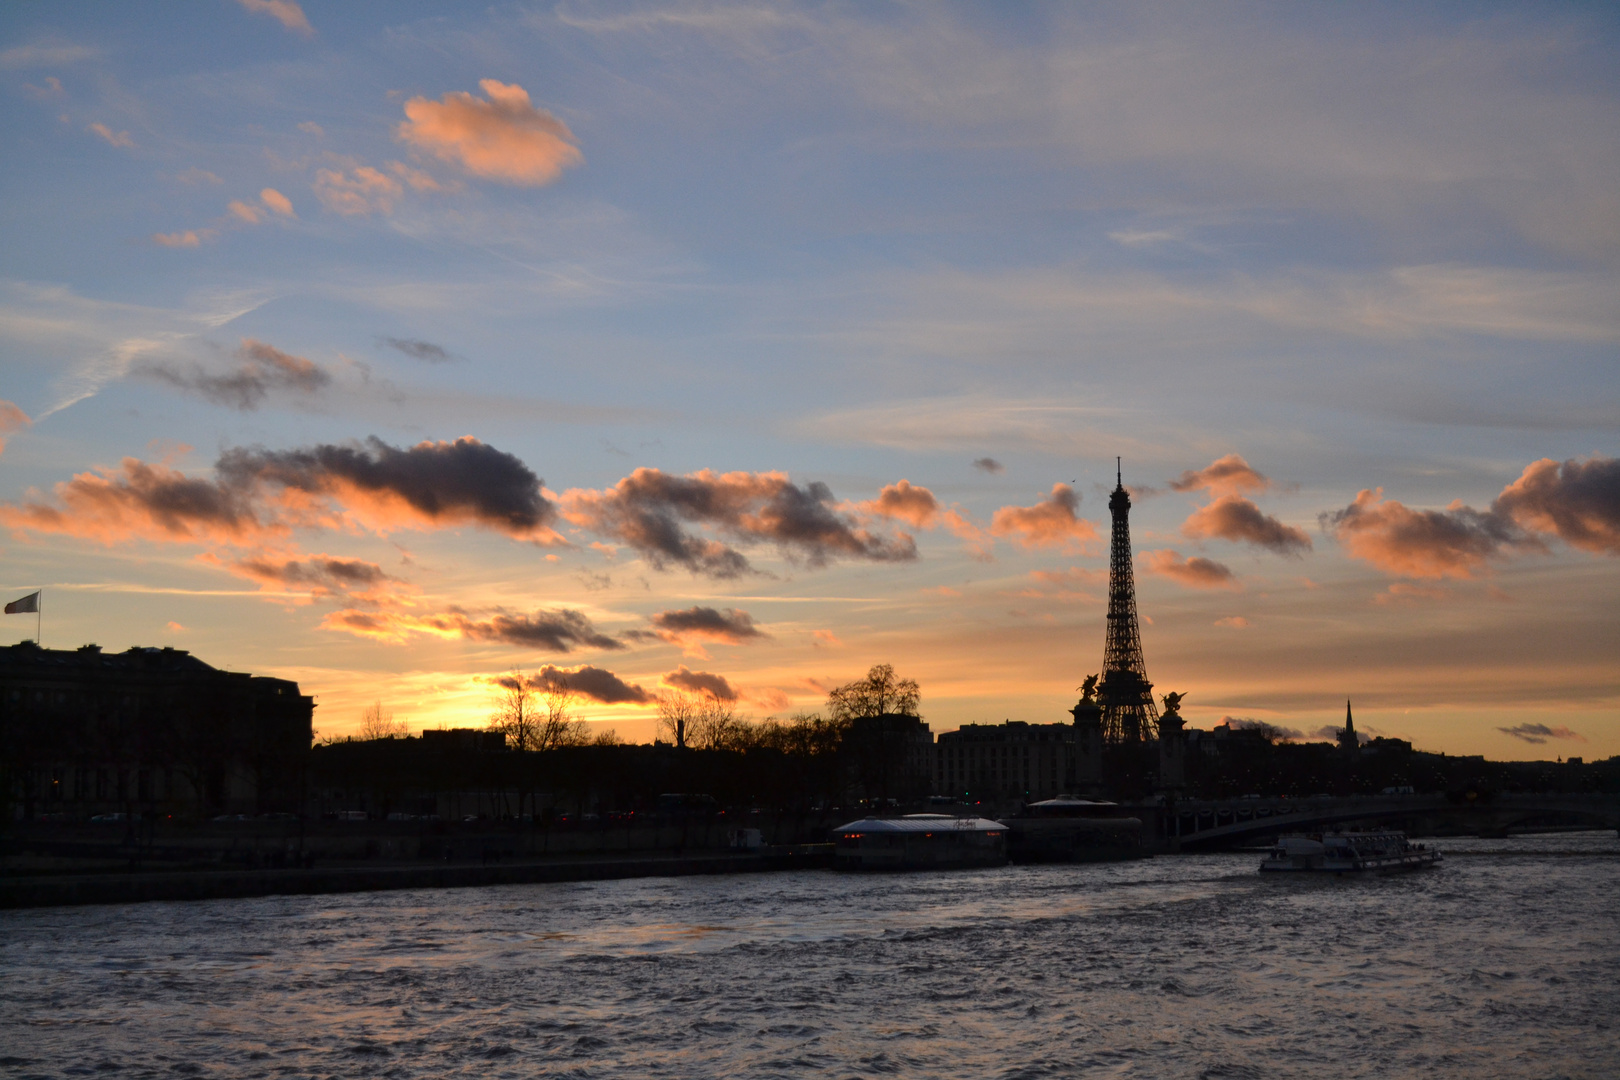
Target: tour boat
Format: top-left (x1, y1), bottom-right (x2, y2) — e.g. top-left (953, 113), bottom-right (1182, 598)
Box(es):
top-left (1259, 830), bottom-right (1442, 874)
top-left (833, 814), bottom-right (1007, 870)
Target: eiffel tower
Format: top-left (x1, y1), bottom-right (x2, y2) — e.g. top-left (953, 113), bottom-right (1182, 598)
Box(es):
top-left (1098, 458), bottom-right (1158, 743)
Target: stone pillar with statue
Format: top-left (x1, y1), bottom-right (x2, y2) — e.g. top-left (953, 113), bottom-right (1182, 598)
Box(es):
top-left (1070, 674), bottom-right (1104, 795)
top-left (1157, 691), bottom-right (1187, 793)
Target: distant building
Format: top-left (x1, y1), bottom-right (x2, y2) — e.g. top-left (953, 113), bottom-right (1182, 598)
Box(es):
top-left (935, 721), bottom-right (1076, 802)
top-left (843, 712), bottom-right (934, 804)
top-left (1, 641), bottom-right (313, 819)
top-left (420, 727), bottom-right (508, 754)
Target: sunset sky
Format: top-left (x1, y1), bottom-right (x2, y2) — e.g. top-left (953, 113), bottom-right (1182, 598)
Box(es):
top-left (2, 2), bottom-right (1616, 758)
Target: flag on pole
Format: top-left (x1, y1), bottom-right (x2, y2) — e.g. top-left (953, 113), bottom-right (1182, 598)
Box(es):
top-left (5, 591), bottom-right (40, 614)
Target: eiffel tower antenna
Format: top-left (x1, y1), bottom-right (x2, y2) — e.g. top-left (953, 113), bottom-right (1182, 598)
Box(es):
top-left (1098, 460), bottom-right (1158, 742)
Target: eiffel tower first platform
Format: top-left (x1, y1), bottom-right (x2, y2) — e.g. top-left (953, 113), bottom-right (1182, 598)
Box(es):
top-left (1098, 459), bottom-right (1159, 743)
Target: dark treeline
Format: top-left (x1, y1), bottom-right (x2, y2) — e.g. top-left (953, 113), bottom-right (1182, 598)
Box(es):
top-left (312, 664), bottom-right (930, 819)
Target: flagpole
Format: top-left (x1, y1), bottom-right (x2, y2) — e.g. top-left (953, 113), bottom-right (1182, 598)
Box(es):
top-left (37, 587), bottom-right (42, 646)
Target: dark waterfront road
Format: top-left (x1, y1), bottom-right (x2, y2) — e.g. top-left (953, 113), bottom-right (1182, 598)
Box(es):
top-left (2, 833), bottom-right (1616, 1079)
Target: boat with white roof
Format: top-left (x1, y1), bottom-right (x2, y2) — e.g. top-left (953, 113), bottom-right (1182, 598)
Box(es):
top-left (1260, 829), bottom-right (1442, 874)
top-left (833, 814), bottom-right (1007, 870)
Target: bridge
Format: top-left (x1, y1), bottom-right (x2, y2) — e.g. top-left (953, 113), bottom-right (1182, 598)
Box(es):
top-left (1148, 792), bottom-right (1620, 851)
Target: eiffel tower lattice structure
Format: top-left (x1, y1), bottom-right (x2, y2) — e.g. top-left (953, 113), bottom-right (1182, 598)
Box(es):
top-left (1098, 459), bottom-right (1159, 743)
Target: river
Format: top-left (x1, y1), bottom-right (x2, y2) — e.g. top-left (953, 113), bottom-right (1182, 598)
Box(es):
top-left (1, 832), bottom-right (1615, 1079)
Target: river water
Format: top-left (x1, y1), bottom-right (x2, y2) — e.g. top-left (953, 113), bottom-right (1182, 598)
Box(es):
top-left (2, 833), bottom-right (1616, 1079)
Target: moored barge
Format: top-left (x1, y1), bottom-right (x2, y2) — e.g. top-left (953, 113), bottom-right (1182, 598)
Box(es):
top-left (833, 814), bottom-right (1007, 870)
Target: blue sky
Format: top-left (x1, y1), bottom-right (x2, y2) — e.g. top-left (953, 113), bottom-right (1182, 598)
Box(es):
top-left (2, 2), bottom-right (1616, 757)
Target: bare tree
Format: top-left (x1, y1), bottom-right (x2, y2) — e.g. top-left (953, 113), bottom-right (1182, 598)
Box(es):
top-left (358, 700), bottom-right (408, 740)
top-left (533, 675), bottom-right (590, 751)
top-left (490, 675), bottom-right (539, 751)
top-left (657, 690), bottom-right (699, 749)
top-left (688, 693), bottom-right (746, 750)
top-left (827, 663), bottom-right (920, 721)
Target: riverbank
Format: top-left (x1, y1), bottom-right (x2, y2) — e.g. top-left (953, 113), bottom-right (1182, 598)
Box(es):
top-left (0, 845), bottom-right (835, 909)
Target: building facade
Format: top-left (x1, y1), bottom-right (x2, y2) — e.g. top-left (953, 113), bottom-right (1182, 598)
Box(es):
top-left (1, 641), bottom-right (314, 820)
top-left (935, 721), bottom-right (1077, 802)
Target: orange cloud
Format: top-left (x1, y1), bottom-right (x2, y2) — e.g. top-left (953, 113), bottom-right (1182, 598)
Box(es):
top-left (260, 188), bottom-right (295, 216)
top-left (0, 459), bottom-right (272, 546)
top-left (397, 80), bottom-right (582, 186)
top-left (1214, 616), bottom-right (1250, 628)
top-left (1169, 453), bottom-right (1270, 497)
top-left (314, 166), bottom-right (402, 215)
top-left (0, 400), bottom-right (31, 457)
top-left (1493, 456), bottom-right (1620, 556)
top-left (1183, 494), bottom-right (1311, 555)
top-left (387, 161), bottom-right (455, 192)
top-left (990, 483), bottom-right (1097, 551)
top-left (152, 229), bottom-right (215, 248)
top-left (228, 199), bottom-right (263, 224)
top-left (813, 629), bottom-right (842, 647)
top-left (1325, 456), bottom-right (1617, 582)
top-left (1140, 549), bottom-right (1239, 589)
top-left (237, 0), bottom-right (313, 37)
top-left (1324, 488), bottom-right (1527, 579)
top-left (1373, 582), bottom-right (1450, 605)
top-left (87, 122), bottom-right (133, 148)
top-left (861, 480), bottom-right (990, 558)
top-left (862, 479), bottom-right (939, 528)
top-left (1030, 566), bottom-right (1107, 587)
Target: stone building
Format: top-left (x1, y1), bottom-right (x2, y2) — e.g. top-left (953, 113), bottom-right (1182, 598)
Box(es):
top-left (935, 721), bottom-right (1077, 802)
top-left (1, 641), bottom-right (313, 819)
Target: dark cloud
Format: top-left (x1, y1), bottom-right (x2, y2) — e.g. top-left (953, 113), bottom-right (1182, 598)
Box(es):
top-left (218, 435), bottom-right (557, 539)
top-left (380, 336), bottom-right (456, 363)
top-left (139, 338), bottom-right (331, 410)
top-left (230, 554), bottom-right (393, 596)
top-left (562, 468), bottom-right (916, 578)
top-left (1497, 722), bottom-right (1586, 745)
top-left (1185, 495), bottom-right (1311, 555)
top-left (649, 606), bottom-right (768, 645)
top-left (661, 665), bottom-right (737, 701)
top-left (321, 605), bottom-right (622, 652)
top-left (1493, 455), bottom-right (1620, 556)
top-left (973, 457), bottom-right (1005, 474)
top-left (1170, 453), bottom-right (1270, 496)
top-left (530, 664), bottom-right (651, 704)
